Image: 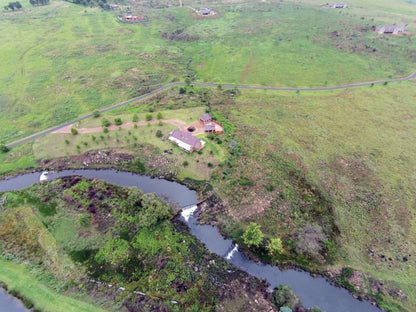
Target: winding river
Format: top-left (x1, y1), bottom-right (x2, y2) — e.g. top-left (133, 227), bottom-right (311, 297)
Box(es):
top-left (0, 170), bottom-right (381, 312)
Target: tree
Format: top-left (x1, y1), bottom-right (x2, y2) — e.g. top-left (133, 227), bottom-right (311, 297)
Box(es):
top-left (0, 144), bottom-right (9, 153)
top-left (114, 117), bottom-right (122, 125)
top-left (266, 237), bottom-right (284, 257)
top-left (242, 222), bottom-right (263, 248)
top-left (156, 112), bottom-right (163, 120)
top-left (185, 77), bottom-right (192, 86)
top-left (272, 284), bottom-right (300, 309)
top-left (92, 110), bottom-right (100, 118)
top-left (145, 113), bottom-right (152, 121)
top-left (70, 127), bottom-right (78, 135)
top-left (155, 130), bottom-right (163, 138)
top-left (294, 223), bottom-right (327, 262)
top-left (102, 118), bottom-right (111, 127)
top-left (132, 114), bottom-right (139, 122)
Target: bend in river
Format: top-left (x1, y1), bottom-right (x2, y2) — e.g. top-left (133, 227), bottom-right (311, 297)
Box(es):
top-left (0, 170), bottom-right (381, 312)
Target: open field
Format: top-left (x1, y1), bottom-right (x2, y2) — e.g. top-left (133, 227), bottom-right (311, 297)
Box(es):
top-left (210, 81), bottom-right (416, 311)
top-left (1, 0), bottom-right (416, 144)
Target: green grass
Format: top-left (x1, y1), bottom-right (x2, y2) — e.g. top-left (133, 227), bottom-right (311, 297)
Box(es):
top-left (1, 0), bottom-right (416, 144)
top-left (0, 260), bottom-right (106, 312)
top-left (212, 81), bottom-right (416, 311)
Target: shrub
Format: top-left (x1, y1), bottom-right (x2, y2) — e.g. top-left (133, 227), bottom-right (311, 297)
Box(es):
top-left (93, 110), bottom-right (100, 118)
top-left (0, 144), bottom-right (10, 153)
top-left (103, 126), bottom-right (109, 133)
top-left (179, 87), bottom-right (186, 94)
top-left (146, 114), bottom-right (152, 121)
top-left (207, 162), bottom-right (213, 168)
top-left (156, 112), bottom-right (163, 120)
top-left (156, 130), bottom-right (163, 138)
top-left (102, 118), bottom-right (111, 127)
top-left (132, 114), bottom-right (139, 122)
top-left (242, 223), bottom-right (263, 247)
top-left (114, 117), bottom-right (122, 126)
top-left (70, 127), bottom-right (78, 135)
top-left (64, 139), bottom-right (70, 145)
top-left (266, 237), bottom-right (284, 257)
top-left (183, 160), bottom-right (189, 167)
top-left (272, 284), bottom-right (299, 309)
top-left (148, 106), bottom-right (154, 112)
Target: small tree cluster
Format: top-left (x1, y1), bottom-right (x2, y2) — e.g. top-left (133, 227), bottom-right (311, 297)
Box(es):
top-left (4, 1), bottom-right (22, 10)
top-left (29, 0), bottom-right (49, 6)
top-left (0, 144), bottom-right (9, 153)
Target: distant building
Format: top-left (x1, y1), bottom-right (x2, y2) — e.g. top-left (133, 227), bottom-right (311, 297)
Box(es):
top-left (199, 113), bottom-right (225, 134)
top-left (326, 3), bottom-right (347, 8)
top-left (108, 3), bottom-right (119, 10)
top-left (118, 12), bottom-right (148, 23)
top-left (168, 130), bottom-right (205, 152)
top-left (199, 113), bottom-right (213, 124)
top-left (197, 7), bottom-right (215, 16)
top-left (375, 25), bottom-right (407, 35)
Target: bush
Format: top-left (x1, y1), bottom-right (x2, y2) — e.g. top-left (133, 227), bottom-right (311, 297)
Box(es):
top-left (64, 139), bottom-right (70, 145)
top-left (157, 112), bottom-right (163, 120)
top-left (0, 144), bottom-right (10, 153)
top-left (132, 114), bottom-right (139, 122)
top-left (93, 110), bottom-right (100, 118)
top-left (155, 130), bottom-right (163, 138)
top-left (272, 284), bottom-right (300, 309)
top-left (179, 87), bottom-right (186, 94)
top-left (114, 117), bottom-right (122, 125)
top-left (146, 114), bottom-right (152, 121)
top-left (242, 222), bottom-right (263, 247)
top-left (207, 162), bottom-right (213, 168)
top-left (70, 127), bottom-right (78, 135)
top-left (103, 127), bottom-right (109, 133)
top-left (183, 160), bottom-right (189, 166)
top-left (102, 118), bottom-right (111, 127)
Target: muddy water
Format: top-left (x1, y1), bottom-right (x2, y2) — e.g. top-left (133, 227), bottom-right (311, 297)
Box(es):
top-left (0, 170), bottom-right (381, 312)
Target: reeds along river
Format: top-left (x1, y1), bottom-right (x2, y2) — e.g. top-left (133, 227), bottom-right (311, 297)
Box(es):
top-left (0, 170), bottom-right (381, 312)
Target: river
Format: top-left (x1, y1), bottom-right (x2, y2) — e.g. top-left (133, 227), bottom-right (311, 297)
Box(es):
top-left (0, 170), bottom-right (381, 312)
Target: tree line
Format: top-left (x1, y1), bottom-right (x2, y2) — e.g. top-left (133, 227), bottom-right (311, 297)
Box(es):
top-left (29, 0), bottom-right (50, 6)
top-left (4, 1), bottom-right (22, 10)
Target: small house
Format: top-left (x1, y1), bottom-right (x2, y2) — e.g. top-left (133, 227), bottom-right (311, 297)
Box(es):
top-left (121, 13), bottom-right (146, 23)
top-left (168, 130), bottom-right (205, 152)
top-left (198, 7), bottom-right (215, 16)
top-left (327, 3), bottom-right (347, 8)
top-left (375, 25), bottom-right (407, 35)
top-left (199, 113), bottom-right (212, 124)
top-left (108, 4), bottom-right (119, 10)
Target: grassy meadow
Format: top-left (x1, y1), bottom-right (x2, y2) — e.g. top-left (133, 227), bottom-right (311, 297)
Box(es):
top-left (1, 0), bottom-right (416, 144)
top-left (210, 81), bottom-right (416, 311)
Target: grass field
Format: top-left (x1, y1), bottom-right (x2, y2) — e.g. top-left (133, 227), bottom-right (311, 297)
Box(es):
top-left (0, 260), bottom-right (106, 312)
top-left (211, 81), bottom-right (416, 311)
top-left (1, 0), bottom-right (416, 144)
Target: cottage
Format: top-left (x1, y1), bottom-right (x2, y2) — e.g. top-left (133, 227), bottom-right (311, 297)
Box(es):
top-left (198, 7), bottom-right (215, 16)
top-left (327, 3), bottom-right (347, 8)
top-left (108, 3), bottom-right (119, 10)
top-left (375, 25), bottom-right (407, 35)
top-left (199, 113), bottom-right (212, 124)
top-left (120, 13), bottom-right (146, 23)
top-left (168, 130), bottom-right (205, 152)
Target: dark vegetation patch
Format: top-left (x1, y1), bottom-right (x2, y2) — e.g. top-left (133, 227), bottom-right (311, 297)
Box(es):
top-left (160, 29), bottom-right (200, 42)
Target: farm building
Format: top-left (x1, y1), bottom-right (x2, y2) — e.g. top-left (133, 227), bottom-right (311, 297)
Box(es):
top-left (108, 3), bottom-right (119, 10)
top-left (375, 25), bottom-right (407, 34)
top-left (200, 113), bottom-right (213, 124)
top-left (199, 114), bottom-right (225, 133)
top-left (119, 13), bottom-right (147, 23)
top-left (326, 3), bottom-right (347, 8)
top-left (168, 130), bottom-right (205, 152)
top-left (198, 7), bottom-right (215, 16)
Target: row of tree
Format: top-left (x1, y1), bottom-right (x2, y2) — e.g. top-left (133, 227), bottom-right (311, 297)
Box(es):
top-left (29, 0), bottom-right (50, 6)
top-left (4, 1), bottom-right (22, 10)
